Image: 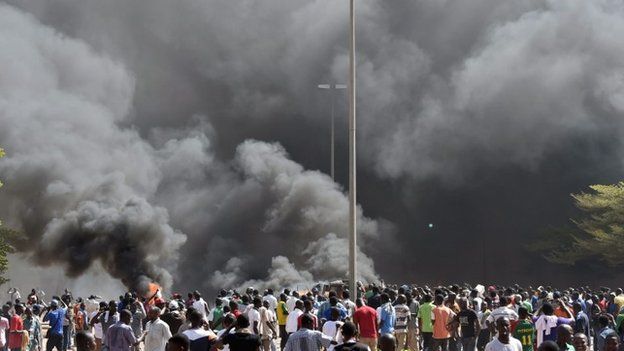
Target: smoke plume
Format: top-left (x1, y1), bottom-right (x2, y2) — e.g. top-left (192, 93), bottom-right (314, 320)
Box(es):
top-left (3, 0), bottom-right (624, 292)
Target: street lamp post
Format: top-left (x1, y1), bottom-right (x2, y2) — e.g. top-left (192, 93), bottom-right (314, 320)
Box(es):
top-left (317, 83), bottom-right (347, 180)
top-left (347, 0), bottom-right (357, 298)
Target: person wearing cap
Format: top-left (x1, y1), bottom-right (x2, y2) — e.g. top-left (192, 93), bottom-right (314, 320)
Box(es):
top-left (161, 301), bottom-right (184, 335)
top-left (44, 299), bottom-right (67, 351)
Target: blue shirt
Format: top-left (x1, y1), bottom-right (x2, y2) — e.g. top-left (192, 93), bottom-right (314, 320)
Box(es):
top-left (44, 308), bottom-right (66, 335)
top-left (378, 303), bottom-right (396, 334)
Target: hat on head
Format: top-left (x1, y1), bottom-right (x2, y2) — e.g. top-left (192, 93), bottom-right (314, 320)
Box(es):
top-left (169, 300), bottom-right (179, 310)
top-left (50, 300), bottom-right (59, 307)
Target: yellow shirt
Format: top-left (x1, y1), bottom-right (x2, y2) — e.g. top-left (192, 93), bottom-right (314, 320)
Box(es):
top-left (276, 301), bottom-right (288, 325)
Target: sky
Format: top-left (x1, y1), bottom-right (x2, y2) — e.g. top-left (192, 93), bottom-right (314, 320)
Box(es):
top-left (2, 0), bottom-right (624, 296)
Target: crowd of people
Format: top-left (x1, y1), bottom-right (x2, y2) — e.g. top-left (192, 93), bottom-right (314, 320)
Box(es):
top-left (1, 283), bottom-right (624, 351)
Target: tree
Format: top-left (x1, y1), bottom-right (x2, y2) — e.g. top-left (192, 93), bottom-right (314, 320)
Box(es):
top-left (0, 147), bottom-right (16, 286)
top-left (538, 182), bottom-right (624, 267)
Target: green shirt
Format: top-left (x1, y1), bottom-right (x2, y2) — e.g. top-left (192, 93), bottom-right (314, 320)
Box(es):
top-left (513, 319), bottom-right (535, 351)
top-left (417, 302), bottom-right (435, 333)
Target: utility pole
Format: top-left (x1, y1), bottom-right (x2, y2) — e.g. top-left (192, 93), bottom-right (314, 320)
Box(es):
top-left (317, 83), bottom-right (346, 180)
top-left (348, 0), bottom-right (357, 298)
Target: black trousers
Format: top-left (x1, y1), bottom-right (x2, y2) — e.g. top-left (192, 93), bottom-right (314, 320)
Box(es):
top-left (47, 334), bottom-right (64, 351)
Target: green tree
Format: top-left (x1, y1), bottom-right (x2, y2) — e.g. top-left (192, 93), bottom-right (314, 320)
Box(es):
top-left (539, 182), bottom-right (624, 266)
top-left (0, 148), bottom-right (16, 286)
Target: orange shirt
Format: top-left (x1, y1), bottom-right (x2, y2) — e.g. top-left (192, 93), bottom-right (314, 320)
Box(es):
top-left (432, 305), bottom-right (454, 339)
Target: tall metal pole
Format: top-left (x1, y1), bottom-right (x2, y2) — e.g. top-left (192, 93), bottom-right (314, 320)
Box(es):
top-left (330, 90), bottom-right (335, 180)
top-left (318, 84), bottom-right (346, 180)
top-left (348, 0), bottom-right (357, 298)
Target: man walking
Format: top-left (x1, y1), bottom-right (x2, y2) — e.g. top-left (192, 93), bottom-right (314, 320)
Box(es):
top-left (353, 299), bottom-right (378, 351)
top-left (44, 300), bottom-right (66, 351)
top-left (142, 307), bottom-right (172, 351)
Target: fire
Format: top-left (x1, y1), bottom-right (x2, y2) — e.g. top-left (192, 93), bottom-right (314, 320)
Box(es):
top-left (144, 282), bottom-right (161, 302)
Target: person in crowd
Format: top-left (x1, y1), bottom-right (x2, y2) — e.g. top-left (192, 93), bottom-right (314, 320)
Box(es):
top-left (192, 292), bottom-right (210, 322)
top-left (321, 308), bottom-right (344, 351)
top-left (165, 335), bottom-right (189, 351)
top-left (23, 306), bottom-right (42, 351)
top-left (512, 307), bottom-right (534, 351)
top-left (44, 300), bottom-right (67, 351)
top-left (572, 302), bottom-right (590, 347)
top-left (216, 314), bottom-right (261, 351)
top-left (142, 307), bottom-right (173, 351)
top-left (533, 303), bottom-right (574, 346)
top-left (418, 295), bottom-right (434, 351)
top-left (104, 310), bottom-right (138, 351)
top-left (431, 295), bottom-right (454, 351)
top-left (486, 297), bottom-right (519, 332)
top-left (209, 299), bottom-right (225, 331)
top-left (334, 322), bottom-right (369, 351)
top-left (604, 334), bottom-right (620, 351)
top-left (260, 300), bottom-right (277, 351)
top-left (263, 290), bottom-right (278, 313)
top-left (455, 298), bottom-right (480, 351)
top-left (353, 299), bottom-right (378, 351)
top-left (276, 294), bottom-right (289, 351)
top-left (377, 294), bottom-right (396, 337)
top-left (98, 301), bottom-right (121, 350)
top-left (76, 331), bottom-right (97, 351)
top-left (596, 315), bottom-right (617, 351)
top-left (129, 299), bottom-right (147, 350)
top-left (537, 341), bottom-right (559, 351)
top-left (407, 291), bottom-right (420, 351)
top-left (182, 310), bottom-right (216, 351)
top-left (7, 303), bottom-right (23, 351)
top-left (285, 301), bottom-right (304, 337)
top-left (298, 300), bottom-right (318, 331)
top-left (379, 334), bottom-right (397, 351)
top-left (284, 314), bottom-right (332, 351)
top-left (342, 291), bottom-right (356, 319)
top-left (161, 301), bottom-right (184, 337)
top-left (555, 324), bottom-right (574, 351)
top-left (394, 295), bottom-right (410, 351)
top-left (484, 318), bottom-right (522, 351)
top-left (572, 333), bottom-right (589, 351)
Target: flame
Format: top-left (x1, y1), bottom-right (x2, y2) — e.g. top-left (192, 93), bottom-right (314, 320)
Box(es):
top-left (144, 282), bottom-right (161, 301)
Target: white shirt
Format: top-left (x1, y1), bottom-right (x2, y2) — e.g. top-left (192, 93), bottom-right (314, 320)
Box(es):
top-left (90, 311), bottom-right (103, 339)
top-left (322, 321), bottom-right (344, 351)
top-left (144, 319), bottom-right (173, 351)
top-left (0, 316), bottom-right (8, 347)
top-left (485, 338), bottom-right (522, 351)
top-left (286, 308), bottom-right (304, 333)
top-left (263, 295), bottom-right (278, 311)
top-left (286, 297), bottom-right (298, 313)
top-left (192, 299), bottom-right (209, 319)
top-left (248, 308), bottom-right (261, 335)
top-left (486, 307), bottom-right (518, 324)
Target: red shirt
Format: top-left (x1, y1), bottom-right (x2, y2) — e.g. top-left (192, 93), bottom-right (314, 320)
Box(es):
top-left (353, 306), bottom-right (378, 338)
top-left (8, 315), bottom-right (23, 349)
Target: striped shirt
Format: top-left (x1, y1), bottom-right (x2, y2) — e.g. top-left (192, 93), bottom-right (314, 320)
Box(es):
top-left (394, 304), bottom-right (410, 334)
top-left (284, 328), bottom-right (333, 351)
